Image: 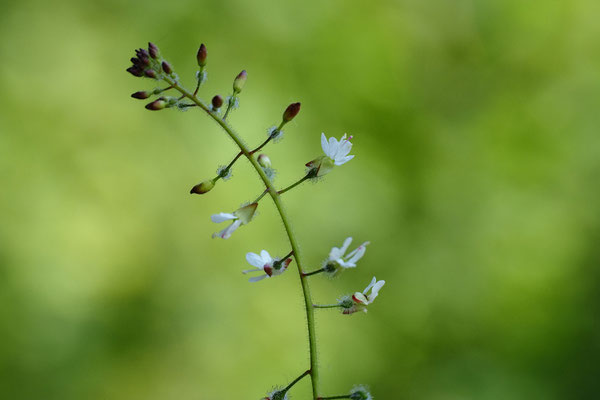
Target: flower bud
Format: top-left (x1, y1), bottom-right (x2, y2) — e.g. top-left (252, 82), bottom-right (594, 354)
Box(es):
top-left (131, 91), bottom-right (151, 99)
top-left (144, 69), bottom-right (157, 79)
top-left (190, 180), bottom-right (215, 195)
top-left (211, 95), bottom-right (224, 110)
top-left (145, 99), bottom-right (166, 110)
top-left (161, 61), bottom-right (172, 75)
top-left (257, 154), bottom-right (271, 169)
top-left (126, 66), bottom-right (143, 77)
top-left (282, 102), bottom-right (301, 123)
top-left (148, 42), bottom-right (159, 59)
top-left (197, 43), bottom-right (207, 67)
top-left (233, 70), bottom-right (247, 93)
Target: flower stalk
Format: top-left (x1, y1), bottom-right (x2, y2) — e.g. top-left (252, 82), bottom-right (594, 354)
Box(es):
top-left (159, 74), bottom-right (322, 399)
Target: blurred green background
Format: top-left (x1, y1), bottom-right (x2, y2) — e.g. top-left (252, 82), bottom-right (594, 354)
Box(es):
top-left (1, 0), bottom-right (599, 398)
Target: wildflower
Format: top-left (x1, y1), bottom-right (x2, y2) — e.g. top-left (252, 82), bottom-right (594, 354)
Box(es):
top-left (211, 203), bottom-right (257, 239)
top-left (324, 237), bottom-right (369, 276)
top-left (243, 250), bottom-right (292, 282)
top-left (306, 133), bottom-right (354, 177)
top-left (341, 277), bottom-right (385, 314)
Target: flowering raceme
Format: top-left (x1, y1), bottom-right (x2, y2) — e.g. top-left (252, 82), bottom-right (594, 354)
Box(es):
top-left (126, 41), bottom-right (386, 400)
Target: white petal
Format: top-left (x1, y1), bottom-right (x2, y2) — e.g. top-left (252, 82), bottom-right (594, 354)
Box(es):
top-left (369, 280), bottom-right (386, 302)
top-left (248, 274), bottom-right (268, 282)
top-left (345, 242), bottom-right (368, 265)
top-left (246, 252), bottom-right (265, 268)
top-left (340, 237), bottom-right (353, 255)
top-left (321, 133), bottom-right (329, 155)
top-left (211, 213), bottom-right (237, 223)
top-left (334, 139), bottom-right (352, 159)
top-left (260, 250), bottom-right (272, 264)
top-left (212, 219), bottom-right (241, 239)
top-left (242, 268), bottom-right (262, 274)
top-left (363, 276), bottom-right (377, 294)
top-left (334, 155), bottom-right (354, 166)
top-left (337, 259), bottom-right (356, 268)
top-left (327, 136), bottom-right (339, 158)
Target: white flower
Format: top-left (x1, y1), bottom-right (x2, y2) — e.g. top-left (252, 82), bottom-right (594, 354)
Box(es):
top-left (327, 237), bottom-right (370, 271)
top-left (306, 133), bottom-right (354, 177)
top-left (321, 132), bottom-right (354, 166)
top-left (243, 250), bottom-right (292, 282)
top-left (353, 276), bottom-right (385, 306)
top-left (341, 276), bottom-right (385, 314)
top-left (211, 203), bottom-right (257, 239)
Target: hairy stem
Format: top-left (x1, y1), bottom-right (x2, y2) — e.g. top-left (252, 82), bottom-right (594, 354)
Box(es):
top-left (283, 369), bottom-right (311, 393)
top-left (163, 76), bottom-right (321, 399)
top-left (313, 304), bottom-right (341, 309)
top-left (303, 267), bottom-right (326, 277)
top-left (279, 174), bottom-right (311, 195)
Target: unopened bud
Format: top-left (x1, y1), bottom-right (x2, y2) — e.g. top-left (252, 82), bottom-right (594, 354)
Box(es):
top-left (211, 95), bottom-right (224, 110)
top-left (282, 102), bottom-right (301, 123)
top-left (144, 69), bottom-right (157, 79)
top-left (257, 154), bottom-right (271, 169)
top-left (148, 42), bottom-right (159, 59)
top-left (190, 180), bottom-right (215, 195)
top-left (233, 70), bottom-right (247, 93)
top-left (197, 43), bottom-right (207, 67)
top-left (161, 61), bottom-right (172, 75)
top-left (145, 99), bottom-right (166, 110)
top-left (131, 91), bottom-right (151, 99)
top-left (126, 66), bottom-right (143, 77)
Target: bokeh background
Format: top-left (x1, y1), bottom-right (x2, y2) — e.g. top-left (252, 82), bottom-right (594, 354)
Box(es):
top-left (1, 0), bottom-right (599, 398)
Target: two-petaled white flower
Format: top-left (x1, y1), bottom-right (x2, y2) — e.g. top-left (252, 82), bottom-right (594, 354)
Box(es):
top-left (325, 237), bottom-right (370, 276)
top-left (211, 203), bottom-right (258, 239)
top-left (341, 277), bottom-right (385, 314)
top-left (306, 133), bottom-right (354, 177)
top-left (243, 250), bottom-right (292, 282)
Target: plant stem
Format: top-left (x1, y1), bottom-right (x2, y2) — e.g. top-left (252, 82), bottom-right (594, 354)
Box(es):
top-left (303, 267), bottom-right (326, 277)
top-left (254, 189), bottom-right (268, 203)
top-left (279, 174), bottom-right (310, 195)
top-left (163, 76), bottom-right (321, 399)
top-left (313, 304), bottom-right (341, 309)
top-left (283, 369), bottom-right (311, 393)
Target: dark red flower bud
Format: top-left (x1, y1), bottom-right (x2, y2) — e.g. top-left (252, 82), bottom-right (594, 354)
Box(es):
top-left (197, 43), bottom-right (207, 67)
top-left (148, 42), bottom-right (159, 59)
top-left (212, 95), bottom-right (224, 109)
top-left (283, 102), bottom-right (301, 123)
top-left (131, 91), bottom-right (151, 99)
top-left (161, 61), bottom-right (172, 74)
top-left (144, 69), bottom-right (157, 79)
top-left (145, 99), bottom-right (166, 110)
top-left (126, 66), bottom-right (143, 77)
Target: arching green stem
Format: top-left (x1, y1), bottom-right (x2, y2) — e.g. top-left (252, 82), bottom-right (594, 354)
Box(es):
top-left (162, 76), bottom-right (321, 399)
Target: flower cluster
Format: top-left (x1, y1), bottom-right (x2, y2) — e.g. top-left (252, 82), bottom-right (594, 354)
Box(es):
top-left (126, 42), bottom-right (386, 400)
